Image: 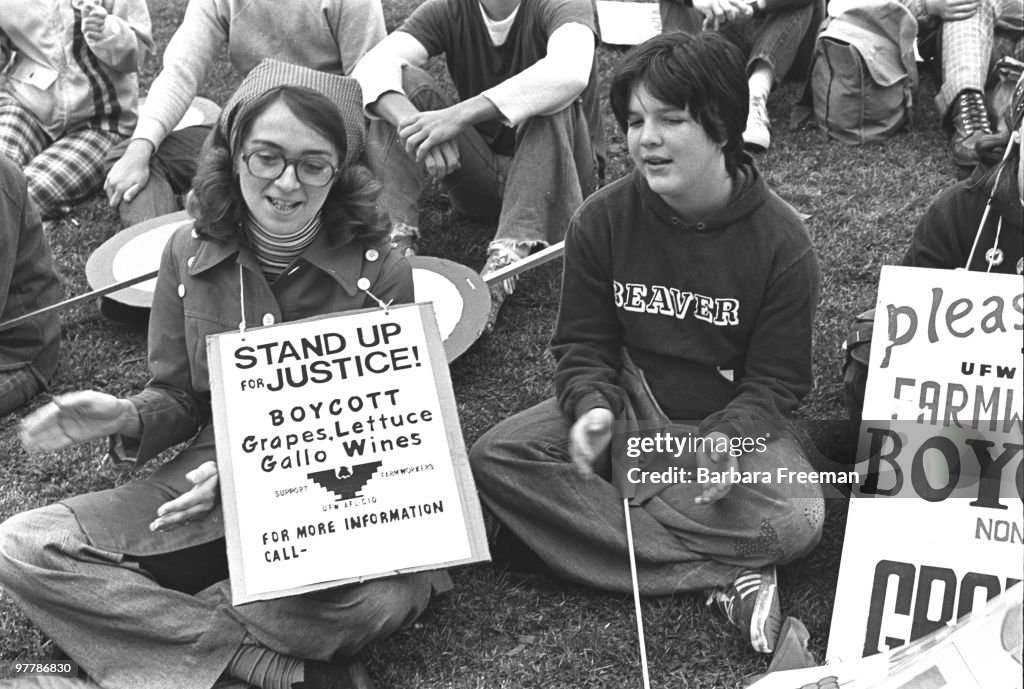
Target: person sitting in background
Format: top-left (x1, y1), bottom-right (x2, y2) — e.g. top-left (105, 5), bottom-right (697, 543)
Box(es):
top-left (899, 0), bottom-right (1023, 167)
top-left (352, 0), bottom-right (606, 332)
top-left (903, 72), bottom-right (1023, 270)
top-left (658, 0), bottom-right (822, 151)
top-left (843, 73), bottom-right (1023, 422)
top-left (469, 32), bottom-right (824, 654)
top-left (0, 61), bottom-right (436, 689)
top-left (0, 0), bottom-right (153, 219)
top-left (103, 0), bottom-right (386, 229)
top-left (0, 156), bottom-right (60, 417)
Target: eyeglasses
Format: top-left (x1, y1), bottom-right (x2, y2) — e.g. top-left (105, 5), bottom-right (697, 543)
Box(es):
top-left (241, 150), bottom-right (338, 187)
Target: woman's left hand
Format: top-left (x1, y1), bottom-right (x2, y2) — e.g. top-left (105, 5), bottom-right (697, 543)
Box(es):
top-left (150, 461), bottom-right (219, 532)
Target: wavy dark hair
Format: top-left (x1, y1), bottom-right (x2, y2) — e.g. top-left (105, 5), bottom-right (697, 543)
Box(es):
top-left (187, 86), bottom-right (389, 246)
top-left (609, 31), bottom-right (748, 177)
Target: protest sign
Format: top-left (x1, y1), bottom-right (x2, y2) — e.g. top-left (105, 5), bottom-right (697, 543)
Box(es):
top-left (207, 303), bottom-right (489, 604)
top-left (827, 266), bottom-right (1023, 663)
top-left (753, 584), bottom-right (1022, 688)
top-left (596, 1), bottom-right (661, 46)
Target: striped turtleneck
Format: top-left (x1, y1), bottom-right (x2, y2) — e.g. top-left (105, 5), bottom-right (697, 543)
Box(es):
top-left (245, 213), bottom-right (322, 281)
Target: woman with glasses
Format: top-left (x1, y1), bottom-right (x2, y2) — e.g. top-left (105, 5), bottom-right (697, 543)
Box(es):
top-left (0, 60), bottom-right (432, 689)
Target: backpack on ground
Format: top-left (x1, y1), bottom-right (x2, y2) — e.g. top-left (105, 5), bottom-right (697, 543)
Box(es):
top-left (802, 1), bottom-right (919, 145)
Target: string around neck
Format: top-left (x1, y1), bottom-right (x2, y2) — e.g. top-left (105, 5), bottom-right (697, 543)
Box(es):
top-left (358, 277), bottom-right (392, 314)
top-left (238, 263), bottom-right (247, 336)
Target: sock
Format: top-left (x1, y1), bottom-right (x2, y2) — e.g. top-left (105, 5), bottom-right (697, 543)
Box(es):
top-left (226, 635), bottom-right (305, 689)
top-left (748, 62), bottom-right (774, 103)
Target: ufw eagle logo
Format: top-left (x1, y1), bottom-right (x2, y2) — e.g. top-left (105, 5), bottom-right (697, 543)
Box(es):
top-left (307, 462), bottom-right (383, 501)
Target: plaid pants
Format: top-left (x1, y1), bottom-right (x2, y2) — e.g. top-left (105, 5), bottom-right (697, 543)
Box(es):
top-left (938, 0), bottom-right (1024, 115)
top-left (0, 94), bottom-right (124, 218)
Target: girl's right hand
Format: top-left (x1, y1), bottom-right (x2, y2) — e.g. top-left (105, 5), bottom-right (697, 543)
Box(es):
top-left (569, 407), bottom-right (615, 473)
top-left (20, 391), bottom-right (140, 452)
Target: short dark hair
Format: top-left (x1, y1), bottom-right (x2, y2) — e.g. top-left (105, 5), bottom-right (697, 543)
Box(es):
top-left (609, 31), bottom-right (748, 176)
top-left (188, 86), bottom-right (389, 246)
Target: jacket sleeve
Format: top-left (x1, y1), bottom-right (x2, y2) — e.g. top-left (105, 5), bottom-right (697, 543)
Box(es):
top-left (120, 229), bottom-right (209, 465)
top-left (699, 248), bottom-right (820, 439)
top-left (328, 0), bottom-right (386, 75)
top-left (132, 0), bottom-right (225, 147)
top-left (551, 212), bottom-right (627, 422)
top-left (84, 0), bottom-right (155, 74)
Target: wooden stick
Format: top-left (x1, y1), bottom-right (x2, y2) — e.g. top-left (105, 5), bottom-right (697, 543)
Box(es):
top-left (481, 241), bottom-right (564, 286)
top-left (1, 240), bottom-right (567, 333)
top-left (623, 498), bottom-right (652, 689)
top-left (0, 269), bottom-right (158, 333)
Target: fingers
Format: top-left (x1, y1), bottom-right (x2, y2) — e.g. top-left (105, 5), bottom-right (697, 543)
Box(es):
top-left (398, 117), bottom-right (425, 156)
top-left (700, 0), bottom-right (751, 27)
top-left (439, 141), bottom-right (461, 176)
top-left (942, 0), bottom-right (979, 19)
top-left (186, 461), bottom-right (219, 486)
top-left (695, 471), bottom-right (733, 504)
top-left (105, 155), bottom-right (150, 208)
top-left (422, 148), bottom-right (446, 180)
top-left (105, 180), bottom-right (124, 207)
top-left (104, 179), bottom-right (142, 208)
top-left (149, 502), bottom-right (209, 532)
top-left (569, 410), bottom-right (613, 472)
top-left (151, 462), bottom-right (219, 532)
top-left (19, 401), bottom-right (71, 452)
top-left (398, 115), bottom-right (459, 166)
top-left (422, 143), bottom-right (460, 180)
top-left (694, 433), bottom-right (735, 504)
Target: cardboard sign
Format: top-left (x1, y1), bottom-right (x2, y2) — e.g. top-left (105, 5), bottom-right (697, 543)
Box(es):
top-left (207, 303), bottom-right (489, 604)
top-left (596, 1), bottom-right (661, 45)
top-left (827, 266), bottom-right (1024, 662)
top-left (753, 585), bottom-right (1022, 688)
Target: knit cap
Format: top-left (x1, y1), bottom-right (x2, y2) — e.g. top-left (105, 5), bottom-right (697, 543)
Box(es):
top-left (218, 59), bottom-right (365, 167)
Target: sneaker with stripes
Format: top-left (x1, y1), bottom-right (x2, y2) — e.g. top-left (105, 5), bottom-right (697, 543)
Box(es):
top-left (706, 564), bottom-right (782, 653)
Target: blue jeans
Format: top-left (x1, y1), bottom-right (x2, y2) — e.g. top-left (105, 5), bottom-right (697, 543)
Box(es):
top-left (0, 504), bottom-right (434, 689)
top-left (659, 1), bottom-right (819, 81)
top-left (364, 65), bottom-right (597, 252)
top-left (468, 391), bottom-right (824, 595)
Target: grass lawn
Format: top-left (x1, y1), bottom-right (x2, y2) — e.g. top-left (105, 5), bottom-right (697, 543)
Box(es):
top-left (0, 1), bottom-right (967, 686)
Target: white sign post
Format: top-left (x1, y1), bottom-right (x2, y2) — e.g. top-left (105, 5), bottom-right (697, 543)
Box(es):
top-left (207, 303), bottom-right (489, 604)
top-left (827, 266), bottom-right (1024, 662)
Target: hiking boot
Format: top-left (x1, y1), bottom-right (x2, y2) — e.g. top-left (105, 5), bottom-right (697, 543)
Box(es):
top-left (388, 222), bottom-right (419, 258)
top-left (480, 245), bottom-right (523, 333)
top-left (743, 96), bottom-right (771, 152)
top-left (706, 565), bottom-right (782, 653)
top-left (950, 90), bottom-right (992, 168)
top-left (293, 658), bottom-right (375, 689)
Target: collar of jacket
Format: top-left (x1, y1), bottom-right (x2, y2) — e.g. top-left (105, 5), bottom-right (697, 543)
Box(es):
top-left (185, 226), bottom-right (364, 296)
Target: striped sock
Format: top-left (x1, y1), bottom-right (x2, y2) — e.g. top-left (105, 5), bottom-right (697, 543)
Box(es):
top-left (226, 635), bottom-right (304, 689)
